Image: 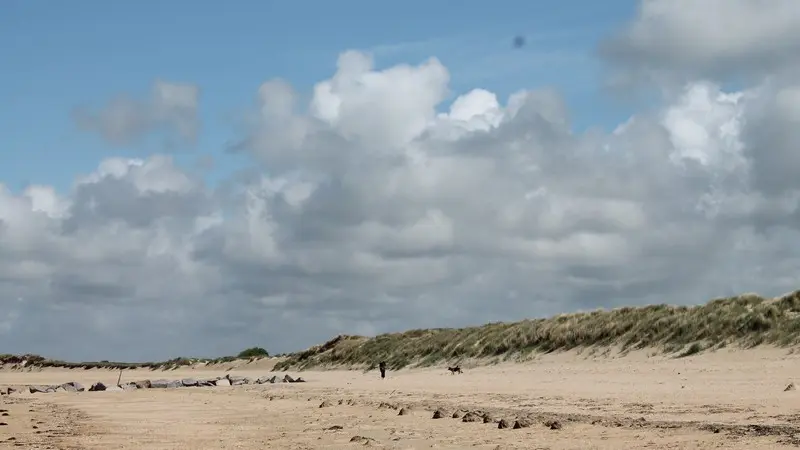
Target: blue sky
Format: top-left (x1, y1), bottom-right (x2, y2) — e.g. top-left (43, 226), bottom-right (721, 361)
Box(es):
top-left (2, 0), bottom-right (637, 192)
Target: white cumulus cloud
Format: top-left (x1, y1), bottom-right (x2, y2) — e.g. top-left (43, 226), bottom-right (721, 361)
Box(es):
top-left (600, 0), bottom-right (800, 82)
top-left (73, 80), bottom-right (201, 148)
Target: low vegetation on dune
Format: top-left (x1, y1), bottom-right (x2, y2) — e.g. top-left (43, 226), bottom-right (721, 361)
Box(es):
top-left (0, 346), bottom-right (271, 371)
top-left (273, 290), bottom-right (800, 371)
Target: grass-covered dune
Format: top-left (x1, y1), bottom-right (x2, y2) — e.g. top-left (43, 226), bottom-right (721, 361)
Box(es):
top-left (0, 354), bottom-right (237, 371)
top-left (7, 292), bottom-right (800, 373)
top-left (274, 290), bottom-right (800, 371)
top-left (0, 347), bottom-right (271, 371)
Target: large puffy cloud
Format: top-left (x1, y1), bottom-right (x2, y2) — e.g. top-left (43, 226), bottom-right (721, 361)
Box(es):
top-left (0, 157), bottom-right (227, 359)
top-left (599, 0), bottom-right (800, 83)
top-left (5, 10), bottom-right (800, 360)
top-left (73, 80), bottom-right (200, 147)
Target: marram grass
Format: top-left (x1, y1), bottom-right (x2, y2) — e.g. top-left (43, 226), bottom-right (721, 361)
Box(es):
top-left (274, 290), bottom-right (800, 371)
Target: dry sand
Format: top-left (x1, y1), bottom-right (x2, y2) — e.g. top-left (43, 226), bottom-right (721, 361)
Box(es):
top-left (3, 348), bottom-right (800, 449)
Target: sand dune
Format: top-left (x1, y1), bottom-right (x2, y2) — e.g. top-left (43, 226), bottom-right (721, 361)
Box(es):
top-left (3, 348), bottom-right (800, 449)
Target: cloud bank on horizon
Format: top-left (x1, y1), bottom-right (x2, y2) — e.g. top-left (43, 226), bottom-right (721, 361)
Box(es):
top-left (3, 0), bottom-right (800, 361)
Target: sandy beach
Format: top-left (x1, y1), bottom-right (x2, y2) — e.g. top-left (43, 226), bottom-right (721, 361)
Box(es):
top-left (3, 348), bottom-right (800, 449)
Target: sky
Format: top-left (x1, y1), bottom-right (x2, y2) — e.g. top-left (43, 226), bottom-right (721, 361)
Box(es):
top-left (2, 0), bottom-right (800, 361)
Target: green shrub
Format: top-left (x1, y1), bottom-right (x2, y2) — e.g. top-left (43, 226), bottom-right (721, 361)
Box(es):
top-left (237, 347), bottom-right (270, 358)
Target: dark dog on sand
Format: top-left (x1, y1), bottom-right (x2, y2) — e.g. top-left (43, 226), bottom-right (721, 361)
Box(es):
top-left (447, 366), bottom-right (463, 374)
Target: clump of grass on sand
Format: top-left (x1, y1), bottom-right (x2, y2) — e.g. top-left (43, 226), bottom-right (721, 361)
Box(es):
top-left (273, 290), bottom-right (800, 371)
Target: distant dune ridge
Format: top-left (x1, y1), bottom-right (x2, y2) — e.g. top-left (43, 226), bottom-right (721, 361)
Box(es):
top-left (4, 290), bottom-right (800, 372)
top-left (0, 346), bottom-right (273, 372)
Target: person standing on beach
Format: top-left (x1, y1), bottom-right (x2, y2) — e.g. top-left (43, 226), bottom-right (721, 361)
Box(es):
top-left (379, 361), bottom-right (387, 379)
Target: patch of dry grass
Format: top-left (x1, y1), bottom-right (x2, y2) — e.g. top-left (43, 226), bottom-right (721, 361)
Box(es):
top-left (273, 290), bottom-right (800, 371)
